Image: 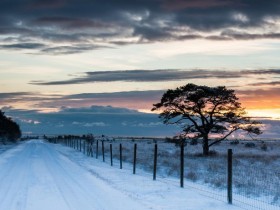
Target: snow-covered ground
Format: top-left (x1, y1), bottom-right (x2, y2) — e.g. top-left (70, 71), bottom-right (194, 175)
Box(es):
top-left (0, 140), bottom-right (273, 210)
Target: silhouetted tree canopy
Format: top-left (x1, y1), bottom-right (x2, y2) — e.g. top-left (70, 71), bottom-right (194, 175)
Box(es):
top-left (152, 83), bottom-right (262, 155)
top-left (0, 110), bottom-right (21, 142)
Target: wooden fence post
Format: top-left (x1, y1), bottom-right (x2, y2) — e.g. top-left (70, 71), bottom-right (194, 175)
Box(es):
top-left (153, 143), bottom-right (158, 180)
top-left (228, 149), bottom-right (233, 204)
top-left (88, 141), bottom-right (90, 156)
top-left (96, 140), bottom-right (99, 159)
top-left (120, 143), bottom-right (123, 169)
top-left (102, 141), bottom-right (105, 162)
top-left (86, 141), bottom-right (88, 156)
top-left (91, 142), bottom-right (93, 157)
top-left (110, 144), bottom-right (113, 166)
top-left (180, 142), bottom-right (184, 188)
top-left (133, 143), bottom-right (137, 174)
top-left (86, 141), bottom-right (89, 156)
top-left (83, 140), bottom-right (86, 154)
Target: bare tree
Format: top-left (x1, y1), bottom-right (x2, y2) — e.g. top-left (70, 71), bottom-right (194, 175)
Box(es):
top-left (152, 83), bottom-right (262, 155)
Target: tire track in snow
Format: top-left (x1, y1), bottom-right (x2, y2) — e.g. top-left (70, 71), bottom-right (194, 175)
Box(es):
top-left (42, 145), bottom-right (101, 210)
top-left (43, 142), bottom-right (146, 210)
top-left (0, 142), bottom-right (34, 210)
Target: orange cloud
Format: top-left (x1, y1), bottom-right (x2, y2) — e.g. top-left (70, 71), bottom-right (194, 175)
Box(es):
top-left (238, 88), bottom-right (280, 109)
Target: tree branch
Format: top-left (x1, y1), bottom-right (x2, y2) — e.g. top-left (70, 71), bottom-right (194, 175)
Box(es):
top-left (208, 128), bottom-right (238, 147)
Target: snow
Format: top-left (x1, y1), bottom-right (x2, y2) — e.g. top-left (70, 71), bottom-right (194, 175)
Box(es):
top-left (0, 140), bottom-right (252, 210)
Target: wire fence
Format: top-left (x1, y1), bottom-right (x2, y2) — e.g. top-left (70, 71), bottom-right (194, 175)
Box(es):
top-left (45, 135), bottom-right (280, 210)
top-left (232, 154), bottom-right (280, 210)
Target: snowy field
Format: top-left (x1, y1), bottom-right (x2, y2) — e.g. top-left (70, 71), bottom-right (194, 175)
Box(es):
top-left (104, 138), bottom-right (280, 210)
top-left (0, 139), bottom-right (262, 210)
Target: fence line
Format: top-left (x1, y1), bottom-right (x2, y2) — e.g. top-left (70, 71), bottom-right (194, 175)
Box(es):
top-left (45, 136), bottom-right (280, 210)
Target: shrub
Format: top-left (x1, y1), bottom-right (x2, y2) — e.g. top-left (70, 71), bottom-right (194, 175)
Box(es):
top-left (230, 140), bottom-right (239, 145)
top-left (245, 142), bottom-right (256, 148)
top-left (186, 171), bottom-right (198, 181)
top-left (190, 139), bottom-right (198, 145)
top-left (207, 163), bottom-right (220, 172)
top-left (208, 150), bottom-right (218, 156)
top-left (261, 143), bottom-right (268, 151)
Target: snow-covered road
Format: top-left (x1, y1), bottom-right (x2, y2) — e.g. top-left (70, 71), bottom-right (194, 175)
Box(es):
top-left (0, 140), bottom-right (144, 210)
top-left (0, 140), bottom-right (245, 210)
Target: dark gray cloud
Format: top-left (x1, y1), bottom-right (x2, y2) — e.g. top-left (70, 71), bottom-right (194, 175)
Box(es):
top-left (238, 87), bottom-right (280, 98)
top-left (40, 44), bottom-right (107, 55)
top-left (250, 81), bottom-right (280, 86)
top-left (2, 105), bottom-right (280, 138)
top-left (2, 106), bottom-right (178, 136)
top-left (30, 69), bottom-right (280, 85)
top-left (0, 43), bottom-right (45, 50)
top-left (0, 92), bottom-right (33, 98)
top-left (63, 90), bottom-right (163, 100)
top-left (0, 90), bottom-right (164, 111)
top-left (33, 90), bottom-right (164, 111)
top-left (219, 30), bottom-right (280, 40)
top-left (0, 92), bottom-right (63, 105)
top-left (32, 17), bottom-right (110, 30)
top-left (28, 0), bottom-right (70, 10)
top-left (243, 69), bottom-right (280, 74)
top-left (29, 69), bottom-right (240, 85)
top-left (60, 105), bottom-right (139, 114)
top-left (1, 0), bottom-right (280, 54)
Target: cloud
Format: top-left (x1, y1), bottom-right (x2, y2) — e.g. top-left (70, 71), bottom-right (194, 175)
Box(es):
top-left (243, 69), bottom-right (280, 74)
top-left (29, 69), bottom-right (240, 85)
top-left (40, 44), bottom-right (107, 55)
top-left (72, 121), bottom-right (108, 127)
top-left (161, 0), bottom-right (234, 10)
top-left (219, 30), bottom-right (280, 40)
top-left (0, 92), bottom-right (64, 112)
top-left (1, 0), bottom-right (280, 54)
top-left (84, 122), bottom-right (108, 127)
top-left (3, 68), bottom-right (280, 113)
top-left (0, 92), bottom-right (33, 98)
top-left (27, 0), bottom-right (67, 9)
top-left (237, 87), bottom-right (280, 110)
top-left (3, 106), bottom-right (179, 136)
top-left (250, 81), bottom-right (280, 86)
top-left (63, 90), bottom-right (163, 100)
top-left (34, 90), bottom-right (164, 111)
top-left (0, 43), bottom-right (45, 50)
top-left (238, 87), bottom-right (280, 98)
top-left (32, 16), bottom-right (109, 30)
top-left (0, 90), bottom-right (163, 112)
top-left (257, 119), bottom-right (280, 138)
top-left (3, 105), bottom-right (280, 139)
top-left (29, 69), bottom-right (280, 85)
top-left (60, 105), bottom-right (139, 114)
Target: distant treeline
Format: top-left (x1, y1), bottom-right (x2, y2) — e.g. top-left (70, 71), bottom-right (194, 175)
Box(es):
top-left (0, 110), bottom-right (21, 142)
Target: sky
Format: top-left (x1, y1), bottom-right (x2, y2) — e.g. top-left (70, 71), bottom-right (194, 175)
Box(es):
top-left (1, 0), bottom-right (280, 137)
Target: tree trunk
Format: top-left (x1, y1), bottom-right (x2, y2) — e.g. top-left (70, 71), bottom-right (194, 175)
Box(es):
top-left (203, 136), bottom-right (209, 156)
